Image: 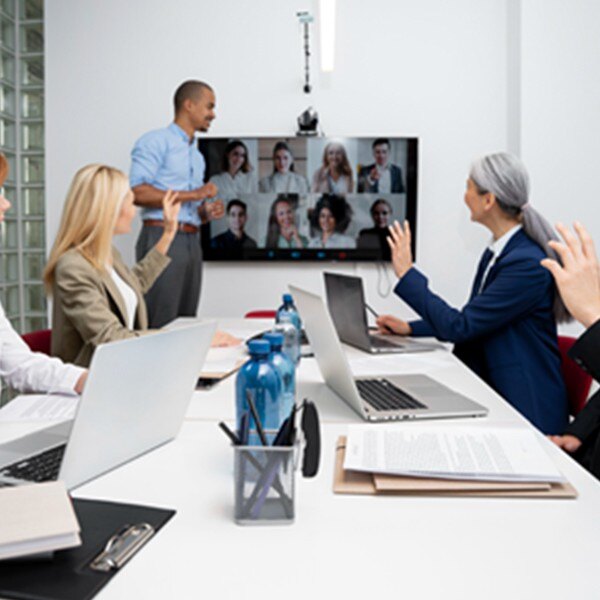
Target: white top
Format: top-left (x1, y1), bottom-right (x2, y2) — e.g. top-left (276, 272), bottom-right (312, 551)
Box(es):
top-left (370, 163), bottom-right (391, 193)
top-left (109, 267), bottom-right (138, 329)
top-left (258, 172), bottom-right (309, 194)
top-left (479, 224), bottom-right (522, 292)
top-left (0, 303), bottom-right (84, 396)
top-left (209, 171), bottom-right (256, 198)
top-left (308, 232), bottom-right (356, 249)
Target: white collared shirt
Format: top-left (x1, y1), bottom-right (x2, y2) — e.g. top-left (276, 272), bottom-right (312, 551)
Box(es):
top-left (0, 303), bottom-right (84, 395)
top-left (478, 224), bottom-right (522, 293)
top-left (374, 163), bottom-right (391, 193)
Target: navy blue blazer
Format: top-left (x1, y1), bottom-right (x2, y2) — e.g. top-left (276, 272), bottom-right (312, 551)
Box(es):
top-left (396, 229), bottom-right (568, 434)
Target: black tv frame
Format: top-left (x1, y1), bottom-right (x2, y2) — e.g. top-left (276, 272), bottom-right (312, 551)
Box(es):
top-left (198, 136), bottom-right (418, 262)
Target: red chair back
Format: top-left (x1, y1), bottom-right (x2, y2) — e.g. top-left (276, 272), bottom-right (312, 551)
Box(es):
top-left (21, 329), bottom-right (52, 356)
top-left (244, 310), bottom-right (276, 319)
top-left (558, 335), bottom-right (592, 416)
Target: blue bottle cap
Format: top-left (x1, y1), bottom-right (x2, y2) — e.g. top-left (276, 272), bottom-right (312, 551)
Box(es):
top-left (283, 293), bottom-right (293, 303)
top-left (247, 340), bottom-right (271, 356)
top-left (263, 332), bottom-right (284, 349)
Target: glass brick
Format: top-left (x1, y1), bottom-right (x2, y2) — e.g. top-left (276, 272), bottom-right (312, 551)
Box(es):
top-left (20, 54), bottom-right (42, 85)
top-left (23, 219), bottom-right (44, 248)
top-left (22, 186), bottom-right (43, 215)
top-left (21, 88), bottom-right (42, 117)
top-left (21, 154), bottom-right (43, 183)
top-left (19, 22), bottom-right (42, 53)
top-left (21, 120), bottom-right (43, 150)
top-left (19, 0), bottom-right (42, 20)
top-left (0, 251), bottom-right (18, 282)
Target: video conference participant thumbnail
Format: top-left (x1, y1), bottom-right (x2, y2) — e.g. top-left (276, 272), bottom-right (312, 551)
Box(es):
top-left (210, 199), bottom-right (257, 251)
top-left (357, 137), bottom-right (405, 194)
top-left (265, 194), bottom-right (308, 249)
top-left (311, 142), bottom-right (354, 194)
top-left (308, 194), bottom-right (356, 249)
top-left (357, 198), bottom-right (395, 258)
top-left (208, 140), bottom-right (256, 197)
top-left (259, 141), bottom-right (309, 194)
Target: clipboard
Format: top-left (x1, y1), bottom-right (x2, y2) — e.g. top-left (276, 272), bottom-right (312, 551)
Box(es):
top-left (0, 498), bottom-right (175, 600)
top-left (333, 436), bottom-right (578, 499)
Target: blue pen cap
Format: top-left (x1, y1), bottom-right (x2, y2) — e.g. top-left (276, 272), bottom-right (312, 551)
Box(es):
top-left (263, 332), bottom-right (284, 350)
top-left (283, 293), bottom-right (293, 303)
top-left (247, 339), bottom-right (271, 357)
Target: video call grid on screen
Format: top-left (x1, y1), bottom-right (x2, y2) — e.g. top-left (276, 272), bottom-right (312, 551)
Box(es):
top-left (197, 136), bottom-right (418, 261)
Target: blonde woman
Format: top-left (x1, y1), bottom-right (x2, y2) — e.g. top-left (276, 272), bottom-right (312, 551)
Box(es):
top-left (311, 142), bottom-right (354, 194)
top-left (44, 164), bottom-right (179, 367)
top-left (0, 154), bottom-right (87, 394)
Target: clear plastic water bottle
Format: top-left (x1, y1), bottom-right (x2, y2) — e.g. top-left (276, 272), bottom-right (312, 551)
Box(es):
top-left (263, 332), bottom-right (295, 421)
top-left (275, 293), bottom-right (302, 364)
top-left (236, 340), bottom-right (283, 444)
top-left (272, 321), bottom-right (300, 366)
top-left (276, 293), bottom-right (302, 331)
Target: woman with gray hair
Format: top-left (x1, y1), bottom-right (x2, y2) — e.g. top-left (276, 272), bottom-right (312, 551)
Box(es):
top-left (377, 152), bottom-right (569, 435)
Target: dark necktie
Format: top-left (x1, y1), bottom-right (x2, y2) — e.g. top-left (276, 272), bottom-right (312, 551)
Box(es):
top-left (470, 248), bottom-right (494, 299)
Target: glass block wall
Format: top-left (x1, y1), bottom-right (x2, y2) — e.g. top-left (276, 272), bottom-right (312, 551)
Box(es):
top-left (0, 0), bottom-right (46, 335)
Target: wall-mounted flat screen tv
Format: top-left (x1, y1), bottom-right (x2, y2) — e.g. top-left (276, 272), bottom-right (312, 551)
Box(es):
top-left (198, 136), bottom-right (418, 261)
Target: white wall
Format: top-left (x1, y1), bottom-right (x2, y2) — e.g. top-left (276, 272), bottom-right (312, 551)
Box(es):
top-left (46, 0), bottom-right (510, 319)
top-left (520, 0), bottom-right (600, 335)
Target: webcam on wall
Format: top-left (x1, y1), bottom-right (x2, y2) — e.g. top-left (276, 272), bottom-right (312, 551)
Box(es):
top-left (296, 106), bottom-right (319, 136)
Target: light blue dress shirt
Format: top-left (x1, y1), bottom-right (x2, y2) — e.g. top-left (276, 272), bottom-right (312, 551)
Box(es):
top-left (130, 123), bottom-right (205, 226)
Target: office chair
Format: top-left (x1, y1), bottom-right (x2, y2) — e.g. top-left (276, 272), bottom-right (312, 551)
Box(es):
top-left (244, 310), bottom-right (276, 319)
top-left (21, 329), bottom-right (52, 356)
top-left (558, 335), bottom-right (592, 417)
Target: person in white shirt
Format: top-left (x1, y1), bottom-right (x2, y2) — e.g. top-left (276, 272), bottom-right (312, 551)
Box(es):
top-left (311, 142), bottom-right (354, 194)
top-left (258, 141), bottom-right (309, 194)
top-left (0, 153), bottom-right (86, 395)
top-left (209, 140), bottom-right (256, 198)
top-left (308, 194), bottom-right (356, 249)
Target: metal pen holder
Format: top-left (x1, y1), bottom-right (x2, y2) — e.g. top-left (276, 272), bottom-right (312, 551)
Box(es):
top-left (233, 433), bottom-right (299, 525)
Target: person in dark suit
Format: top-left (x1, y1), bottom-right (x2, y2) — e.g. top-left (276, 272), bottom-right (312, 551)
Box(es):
top-left (211, 199), bottom-right (257, 252)
top-left (541, 222), bottom-right (600, 479)
top-left (357, 138), bottom-right (405, 194)
top-left (357, 198), bottom-right (394, 259)
top-left (377, 152), bottom-right (570, 434)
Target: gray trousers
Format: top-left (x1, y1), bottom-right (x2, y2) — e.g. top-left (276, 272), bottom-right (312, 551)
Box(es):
top-left (135, 225), bottom-right (202, 328)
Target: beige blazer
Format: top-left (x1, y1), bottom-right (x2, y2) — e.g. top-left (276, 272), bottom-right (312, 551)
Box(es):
top-left (51, 246), bottom-right (170, 367)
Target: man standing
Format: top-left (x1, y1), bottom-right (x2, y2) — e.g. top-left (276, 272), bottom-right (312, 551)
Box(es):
top-left (357, 138), bottom-right (405, 194)
top-left (130, 80), bottom-right (224, 327)
top-left (211, 199), bottom-right (258, 252)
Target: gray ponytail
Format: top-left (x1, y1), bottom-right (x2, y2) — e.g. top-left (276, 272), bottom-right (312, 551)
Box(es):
top-left (469, 152), bottom-right (571, 323)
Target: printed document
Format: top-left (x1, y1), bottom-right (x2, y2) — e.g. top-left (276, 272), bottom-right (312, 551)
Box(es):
top-left (344, 424), bottom-right (564, 482)
top-left (0, 394), bottom-right (78, 422)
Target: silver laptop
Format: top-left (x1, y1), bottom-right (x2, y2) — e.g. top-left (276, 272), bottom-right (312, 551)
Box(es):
top-left (0, 322), bottom-right (216, 489)
top-left (324, 272), bottom-right (441, 354)
top-left (291, 285), bottom-right (488, 422)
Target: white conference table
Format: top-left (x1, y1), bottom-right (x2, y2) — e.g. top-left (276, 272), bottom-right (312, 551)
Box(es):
top-left (6, 319), bottom-right (600, 599)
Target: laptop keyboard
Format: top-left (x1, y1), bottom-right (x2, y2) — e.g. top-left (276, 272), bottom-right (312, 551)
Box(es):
top-left (356, 378), bottom-right (427, 411)
top-left (0, 444), bottom-right (66, 483)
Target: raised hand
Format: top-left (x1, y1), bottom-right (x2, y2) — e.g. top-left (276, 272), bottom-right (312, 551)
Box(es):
top-left (541, 222), bottom-right (600, 327)
top-left (387, 220), bottom-right (414, 279)
top-left (161, 190), bottom-right (180, 237)
top-left (205, 198), bottom-right (225, 221)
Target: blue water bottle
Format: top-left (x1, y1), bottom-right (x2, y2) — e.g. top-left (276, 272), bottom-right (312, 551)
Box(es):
top-left (236, 340), bottom-right (283, 444)
top-left (276, 293), bottom-right (302, 330)
top-left (263, 332), bottom-right (296, 421)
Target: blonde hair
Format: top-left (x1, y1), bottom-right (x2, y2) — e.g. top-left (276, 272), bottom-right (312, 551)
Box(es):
top-left (44, 164), bottom-right (130, 292)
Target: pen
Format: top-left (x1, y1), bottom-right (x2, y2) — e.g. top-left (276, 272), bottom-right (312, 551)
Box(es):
top-left (218, 421), bottom-right (241, 445)
top-left (364, 302), bottom-right (394, 334)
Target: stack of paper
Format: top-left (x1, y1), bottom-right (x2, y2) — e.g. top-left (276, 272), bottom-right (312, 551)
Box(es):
top-left (0, 394), bottom-right (78, 423)
top-left (0, 481), bottom-right (81, 560)
top-left (334, 425), bottom-right (576, 498)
